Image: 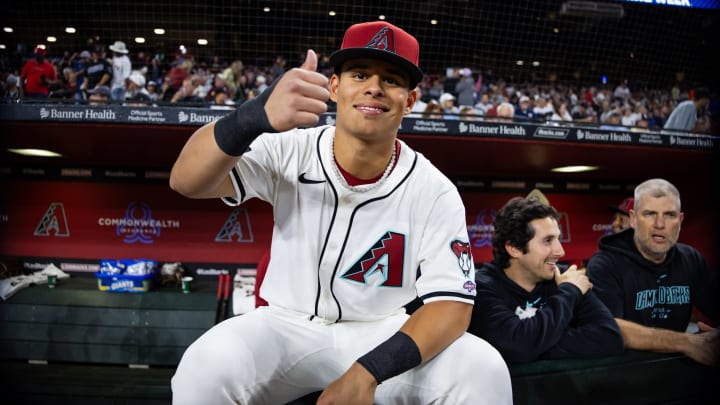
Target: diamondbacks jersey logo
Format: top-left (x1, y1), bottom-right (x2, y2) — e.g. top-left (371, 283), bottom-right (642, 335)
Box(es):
top-left (450, 240), bottom-right (472, 278)
top-left (216, 208), bottom-right (254, 243)
top-left (341, 231), bottom-right (405, 287)
top-left (366, 27), bottom-right (395, 53)
top-left (34, 202), bottom-right (70, 237)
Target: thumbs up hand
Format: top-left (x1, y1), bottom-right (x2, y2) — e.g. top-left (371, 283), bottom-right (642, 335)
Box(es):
top-left (265, 49), bottom-right (330, 132)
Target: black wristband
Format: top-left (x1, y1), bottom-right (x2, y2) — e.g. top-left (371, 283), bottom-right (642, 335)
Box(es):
top-left (213, 79), bottom-right (277, 156)
top-left (356, 331), bottom-right (422, 384)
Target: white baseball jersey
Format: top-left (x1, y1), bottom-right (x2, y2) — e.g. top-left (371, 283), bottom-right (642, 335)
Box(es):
top-left (173, 126), bottom-right (512, 404)
top-left (223, 125), bottom-right (476, 322)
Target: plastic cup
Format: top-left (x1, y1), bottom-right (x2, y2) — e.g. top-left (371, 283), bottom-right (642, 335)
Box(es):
top-left (182, 276), bottom-right (193, 293)
top-left (47, 274), bottom-right (57, 288)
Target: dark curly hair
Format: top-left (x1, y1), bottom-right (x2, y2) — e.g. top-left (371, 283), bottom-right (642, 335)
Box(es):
top-left (492, 197), bottom-right (560, 269)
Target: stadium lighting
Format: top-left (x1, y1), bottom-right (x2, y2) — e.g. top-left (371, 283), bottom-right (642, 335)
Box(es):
top-left (516, 60), bottom-right (524, 66)
top-left (47, 36), bottom-right (57, 42)
top-left (154, 28), bottom-right (165, 35)
top-left (198, 39), bottom-right (208, 45)
top-left (263, 7), bottom-right (270, 12)
top-left (329, 10), bottom-right (336, 16)
top-left (379, 15), bottom-right (386, 20)
top-left (8, 148), bottom-right (62, 158)
top-left (532, 61), bottom-right (541, 67)
top-left (65, 27), bottom-right (76, 34)
top-left (3, 27), bottom-right (12, 33)
top-left (0, 44), bottom-right (6, 50)
top-left (430, 19), bottom-right (438, 25)
top-left (135, 37), bottom-right (145, 43)
top-left (552, 165), bottom-right (599, 173)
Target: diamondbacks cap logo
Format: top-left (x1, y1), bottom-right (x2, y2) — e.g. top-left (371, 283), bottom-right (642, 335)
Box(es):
top-left (34, 202), bottom-right (70, 237)
top-left (329, 21), bottom-right (423, 87)
top-left (366, 27), bottom-right (395, 53)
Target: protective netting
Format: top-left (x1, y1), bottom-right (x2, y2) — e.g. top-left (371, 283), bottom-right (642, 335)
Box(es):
top-left (2, 0), bottom-right (717, 91)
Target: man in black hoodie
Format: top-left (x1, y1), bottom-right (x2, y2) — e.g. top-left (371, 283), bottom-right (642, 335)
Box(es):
top-left (587, 178), bottom-right (719, 366)
top-left (468, 197), bottom-right (623, 363)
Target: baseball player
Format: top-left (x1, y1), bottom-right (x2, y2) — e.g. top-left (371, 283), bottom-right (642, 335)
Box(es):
top-left (170, 21), bottom-right (511, 404)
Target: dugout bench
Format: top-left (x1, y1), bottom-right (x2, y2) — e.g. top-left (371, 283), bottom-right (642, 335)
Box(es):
top-left (0, 276), bottom-right (715, 404)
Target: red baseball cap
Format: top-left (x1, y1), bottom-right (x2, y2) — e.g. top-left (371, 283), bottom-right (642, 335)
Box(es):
top-left (329, 21), bottom-right (423, 88)
top-left (608, 197), bottom-right (634, 216)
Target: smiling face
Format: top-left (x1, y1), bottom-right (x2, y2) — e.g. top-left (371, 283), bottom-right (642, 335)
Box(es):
top-left (330, 58), bottom-right (416, 141)
top-left (506, 217), bottom-right (565, 289)
top-left (631, 194), bottom-right (683, 263)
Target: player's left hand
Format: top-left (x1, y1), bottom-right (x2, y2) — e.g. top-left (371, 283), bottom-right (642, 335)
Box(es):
top-left (316, 362), bottom-right (377, 405)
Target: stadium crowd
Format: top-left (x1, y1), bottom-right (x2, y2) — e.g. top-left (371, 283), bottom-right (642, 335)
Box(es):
top-left (1, 43), bottom-right (716, 133)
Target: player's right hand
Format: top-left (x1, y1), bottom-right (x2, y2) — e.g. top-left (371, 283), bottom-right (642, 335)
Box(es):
top-left (265, 49), bottom-right (330, 132)
top-left (554, 265), bottom-right (592, 295)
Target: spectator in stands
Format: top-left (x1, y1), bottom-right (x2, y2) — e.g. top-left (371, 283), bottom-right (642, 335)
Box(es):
top-left (532, 95), bottom-right (554, 120)
top-left (427, 77), bottom-right (444, 101)
top-left (20, 46), bottom-right (58, 98)
top-left (49, 66), bottom-right (80, 100)
top-left (269, 55), bottom-right (286, 83)
top-left (243, 88), bottom-right (258, 104)
top-left (608, 197), bottom-right (633, 234)
top-left (124, 71), bottom-right (151, 104)
top-left (163, 59), bottom-right (192, 101)
top-left (613, 79), bottom-right (631, 102)
top-left (586, 178), bottom-right (719, 366)
top-left (71, 51), bottom-right (91, 102)
top-left (208, 87), bottom-right (233, 110)
top-left (3, 74), bottom-right (20, 103)
top-left (663, 87), bottom-right (710, 132)
top-left (146, 80), bottom-right (160, 101)
top-left (83, 50), bottom-right (112, 97)
top-left (514, 95), bottom-right (536, 121)
top-left (550, 100), bottom-right (572, 122)
top-left (422, 99), bottom-right (444, 119)
top-left (439, 92), bottom-right (459, 119)
top-left (599, 110), bottom-right (626, 131)
top-left (475, 92), bottom-right (493, 116)
top-left (571, 100), bottom-right (596, 123)
top-left (255, 74), bottom-right (268, 94)
top-left (458, 105), bottom-right (478, 121)
top-left (444, 67), bottom-right (460, 94)
top-left (455, 68), bottom-right (475, 107)
top-left (220, 60), bottom-right (244, 98)
top-left (468, 196), bottom-right (623, 363)
top-left (170, 75), bottom-right (205, 104)
top-left (87, 85), bottom-right (111, 105)
top-left (109, 41), bottom-right (132, 101)
top-left (625, 103), bottom-right (646, 127)
top-left (495, 101), bottom-right (515, 120)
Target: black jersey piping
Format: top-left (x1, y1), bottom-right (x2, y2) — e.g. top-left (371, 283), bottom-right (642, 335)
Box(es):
top-left (229, 166), bottom-right (246, 203)
top-left (314, 127), bottom-right (339, 319)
